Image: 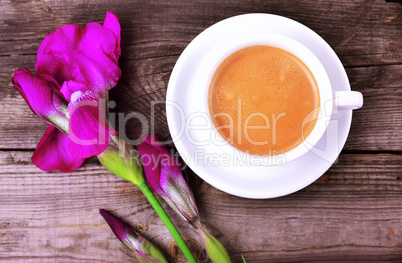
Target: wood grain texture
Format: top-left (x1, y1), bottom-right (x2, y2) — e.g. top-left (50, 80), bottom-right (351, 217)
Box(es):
top-left (0, 0), bottom-right (401, 262)
top-left (344, 65), bottom-right (402, 151)
top-left (1, 58), bottom-right (401, 151)
top-left (1, 0), bottom-right (401, 66)
top-left (0, 152), bottom-right (401, 262)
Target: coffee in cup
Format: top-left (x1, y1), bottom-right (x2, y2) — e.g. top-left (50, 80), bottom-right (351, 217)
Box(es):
top-left (201, 33), bottom-right (361, 163)
top-left (208, 45), bottom-right (320, 156)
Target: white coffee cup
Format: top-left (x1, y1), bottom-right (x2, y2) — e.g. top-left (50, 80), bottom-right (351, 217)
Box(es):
top-left (192, 33), bottom-right (363, 164)
top-left (167, 14), bottom-right (363, 198)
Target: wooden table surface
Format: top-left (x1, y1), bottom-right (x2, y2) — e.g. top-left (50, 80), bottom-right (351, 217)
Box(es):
top-left (1, 0), bottom-right (401, 262)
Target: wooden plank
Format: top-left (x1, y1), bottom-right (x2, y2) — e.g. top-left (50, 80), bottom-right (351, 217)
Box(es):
top-left (344, 65), bottom-right (402, 151)
top-left (0, 0), bottom-right (401, 67)
top-left (1, 53), bottom-right (401, 151)
top-left (0, 151), bottom-right (401, 262)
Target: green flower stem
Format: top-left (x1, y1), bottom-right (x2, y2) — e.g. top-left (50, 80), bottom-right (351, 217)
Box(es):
top-left (138, 181), bottom-right (197, 263)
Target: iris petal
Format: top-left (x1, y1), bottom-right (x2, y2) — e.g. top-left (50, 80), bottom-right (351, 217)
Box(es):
top-left (32, 126), bottom-right (85, 172)
top-left (136, 142), bottom-right (163, 194)
top-left (103, 11), bottom-right (121, 58)
top-left (35, 13), bottom-right (121, 101)
top-left (68, 90), bottom-right (117, 158)
top-left (60, 80), bottom-right (88, 102)
top-left (12, 68), bottom-right (69, 132)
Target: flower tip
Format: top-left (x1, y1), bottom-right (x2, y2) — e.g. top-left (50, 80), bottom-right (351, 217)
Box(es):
top-left (12, 68), bottom-right (31, 96)
top-left (99, 208), bottom-right (106, 215)
top-left (12, 68), bottom-right (29, 80)
top-left (105, 11), bottom-right (119, 22)
top-left (99, 209), bottom-right (116, 225)
top-left (99, 209), bottom-right (115, 228)
top-left (99, 209), bottom-right (131, 243)
top-left (99, 209), bottom-right (113, 225)
top-left (103, 11), bottom-right (121, 58)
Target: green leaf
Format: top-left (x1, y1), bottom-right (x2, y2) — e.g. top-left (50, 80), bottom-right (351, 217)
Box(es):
top-left (141, 238), bottom-right (169, 263)
top-left (134, 253), bottom-right (163, 263)
top-left (242, 255), bottom-right (247, 263)
top-left (97, 139), bottom-right (144, 185)
top-left (200, 227), bottom-right (231, 263)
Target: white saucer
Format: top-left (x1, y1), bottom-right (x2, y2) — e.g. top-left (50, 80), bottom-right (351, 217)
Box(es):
top-left (166, 14), bottom-right (353, 199)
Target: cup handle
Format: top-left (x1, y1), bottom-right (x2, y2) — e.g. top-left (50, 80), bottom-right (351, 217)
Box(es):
top-left (333, 91), bottom-right (363, 111)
